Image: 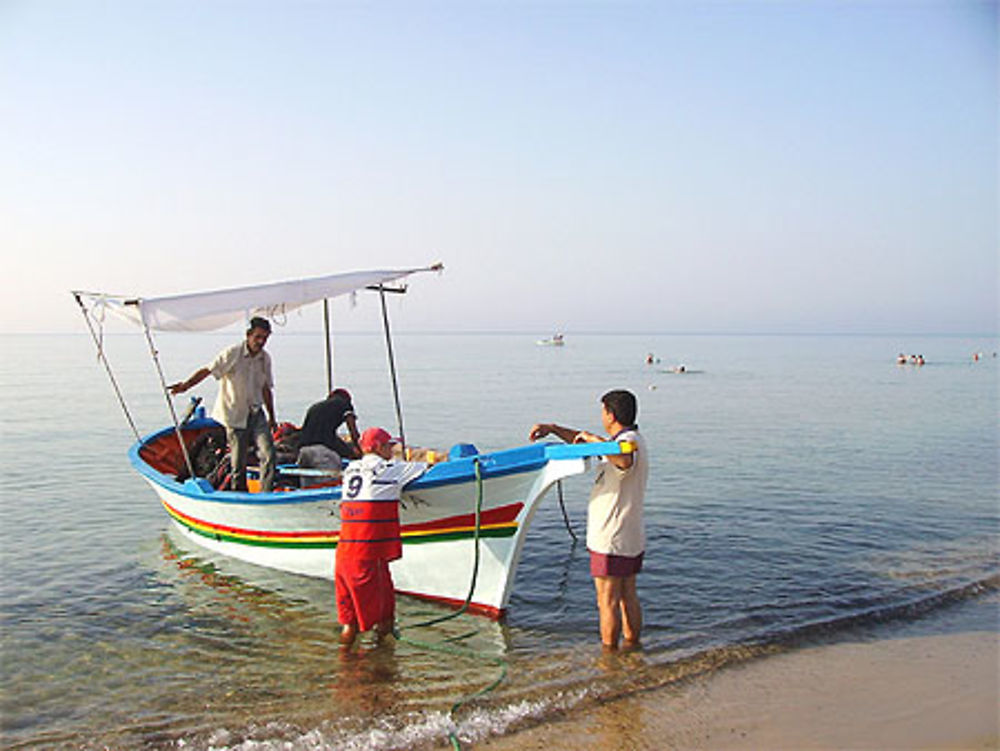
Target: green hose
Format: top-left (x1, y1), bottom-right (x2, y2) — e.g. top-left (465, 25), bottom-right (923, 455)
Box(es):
top-left (394, 458), bottom-right (506, 750)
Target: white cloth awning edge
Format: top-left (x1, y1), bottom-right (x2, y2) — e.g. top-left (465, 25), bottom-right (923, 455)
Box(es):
top-left (73, 264), bottom-right (442, 332)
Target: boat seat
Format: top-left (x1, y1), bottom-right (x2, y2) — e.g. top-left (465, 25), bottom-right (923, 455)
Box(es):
top-left (276, 463), bottom-right (342, 490)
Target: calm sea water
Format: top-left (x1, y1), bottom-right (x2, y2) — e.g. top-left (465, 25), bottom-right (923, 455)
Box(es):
top-left (2, 332), bottom-right (998, 749)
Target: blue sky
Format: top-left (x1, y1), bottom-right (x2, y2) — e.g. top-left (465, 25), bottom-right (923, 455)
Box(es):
top-left (2, 0), bottom-right (996, 334)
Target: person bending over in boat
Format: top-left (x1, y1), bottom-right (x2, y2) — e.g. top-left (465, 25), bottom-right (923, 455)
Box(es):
top-left (296, 388), bottom-right (361, 485)
top-left (336, 427), bottom-right (427, 649)
top-left (529, 389), bottom-right (649, 651)
top-left (168, 316), bottom-right (277, 492)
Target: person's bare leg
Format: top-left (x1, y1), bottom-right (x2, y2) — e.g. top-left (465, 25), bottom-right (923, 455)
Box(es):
top-left (620, 574), bottom-right (642, 649)
top-left (339, 622), bottom-right (358, 649)
top-left (374, 618), bottom-right (395, 644)
top-left (594, 576), bottom-right (623, 650)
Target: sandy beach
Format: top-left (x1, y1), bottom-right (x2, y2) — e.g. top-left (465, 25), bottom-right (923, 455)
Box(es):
top-left (473, 630), bottom-right (999, 750)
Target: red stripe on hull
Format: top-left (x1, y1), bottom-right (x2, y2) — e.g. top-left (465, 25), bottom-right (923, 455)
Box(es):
top-left (402, 503), bottom-right (523, 534)
top-left (395, 588), bottom-right (504, 620)
top-left (164, 499), bottom-right (523, 543)
top-left (164, 501), bottom-right (337, 540)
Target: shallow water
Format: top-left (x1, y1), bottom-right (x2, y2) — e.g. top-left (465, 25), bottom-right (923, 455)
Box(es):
top-left (1, 331), bottom-right (997, 749)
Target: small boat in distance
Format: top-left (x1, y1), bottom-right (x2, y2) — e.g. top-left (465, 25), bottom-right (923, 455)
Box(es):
top-left (536, 333), bottom-right (565, 346)
top-left (74, 269), bottom-right (627, 618)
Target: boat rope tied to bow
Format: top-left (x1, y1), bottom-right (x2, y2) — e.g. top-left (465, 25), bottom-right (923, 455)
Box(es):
top-left (393, 458), bottom-right (507, 751)
top-left (556, 480), bottom-right (577, 542)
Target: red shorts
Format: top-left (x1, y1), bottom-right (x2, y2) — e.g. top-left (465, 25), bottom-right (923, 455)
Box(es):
top-left (335, 556), bottom-right (395, 632)
top-left (589, 550), bottom-right (644, 577)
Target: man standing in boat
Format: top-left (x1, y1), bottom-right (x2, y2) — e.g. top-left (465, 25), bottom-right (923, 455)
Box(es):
top-left (529, 390), bottom-right (648, 651)
top-left (336, 427), bottom-right (427, 648)
top-left (168, 316), bottom-right (277, 492)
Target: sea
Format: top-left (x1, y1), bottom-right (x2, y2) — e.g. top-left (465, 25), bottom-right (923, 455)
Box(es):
top-left (1, 331), bottom-right (998, 750)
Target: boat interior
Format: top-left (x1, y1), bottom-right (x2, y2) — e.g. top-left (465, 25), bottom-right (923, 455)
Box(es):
top-left (140, 421), bottom-right (448, 493)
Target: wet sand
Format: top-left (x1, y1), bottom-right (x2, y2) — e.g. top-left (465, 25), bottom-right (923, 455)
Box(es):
top-left (473, 631), bottom-right (999, 750)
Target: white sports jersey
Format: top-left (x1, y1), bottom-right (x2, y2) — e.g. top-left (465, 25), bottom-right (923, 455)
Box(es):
top-left (586, 428), bottom-right (648, 557)
top-left (342, 454), bottom-right (428, 502)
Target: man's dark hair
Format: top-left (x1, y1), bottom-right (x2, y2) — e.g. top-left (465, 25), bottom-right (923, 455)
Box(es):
top-left (601, 389), bottom-right (637, 427)
top-left (247, 316), bottom-right (271, 334)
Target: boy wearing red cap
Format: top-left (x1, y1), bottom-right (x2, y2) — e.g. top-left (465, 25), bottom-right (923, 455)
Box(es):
top-left (335, 427), bottom-right (427, 648)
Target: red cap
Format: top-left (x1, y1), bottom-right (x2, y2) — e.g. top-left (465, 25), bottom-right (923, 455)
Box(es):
top-left (359, 427), bottom-right (397, 453)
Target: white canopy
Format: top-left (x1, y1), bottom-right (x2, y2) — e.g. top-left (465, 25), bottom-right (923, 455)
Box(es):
top-left (74, 264), bottom-right (442, 332)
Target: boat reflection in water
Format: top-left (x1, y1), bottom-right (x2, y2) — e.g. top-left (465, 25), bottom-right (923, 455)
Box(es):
top-left (156, 529), bottom-right (514, 748)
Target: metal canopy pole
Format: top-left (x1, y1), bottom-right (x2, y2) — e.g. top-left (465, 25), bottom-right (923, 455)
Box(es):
top-left (136, 315), bottom-right (197, 481)
top-left (72, 293), bottom-right (142, 443)
top-left (323, 298), bottom-right (334, 393)
top-left (377, 285), bottom-right (406, 452)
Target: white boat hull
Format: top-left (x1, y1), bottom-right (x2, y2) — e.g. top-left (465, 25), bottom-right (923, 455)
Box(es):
top-left (135, 426), bottom-right (618, 617)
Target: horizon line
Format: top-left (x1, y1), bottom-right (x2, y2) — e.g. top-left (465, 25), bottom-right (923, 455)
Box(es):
top-left (7, 329), bottom-right (999, 338)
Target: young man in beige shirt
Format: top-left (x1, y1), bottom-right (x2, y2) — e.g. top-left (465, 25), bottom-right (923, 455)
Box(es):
top-left (529, 389), bottom-right (649, 650)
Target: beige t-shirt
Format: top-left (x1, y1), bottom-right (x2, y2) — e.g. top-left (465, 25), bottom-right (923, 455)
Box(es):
top-left (207, 341), bottom-right (273, 429)
top-left (586, 428), bottom-right (648, 557)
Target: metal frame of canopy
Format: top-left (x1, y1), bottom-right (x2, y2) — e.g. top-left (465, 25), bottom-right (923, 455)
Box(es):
top-left (73, 263), bottom-right (444, 482)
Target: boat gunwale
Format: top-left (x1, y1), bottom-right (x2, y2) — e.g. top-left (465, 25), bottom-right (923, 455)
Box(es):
top-left (130, 419), bottom-right (625, 507)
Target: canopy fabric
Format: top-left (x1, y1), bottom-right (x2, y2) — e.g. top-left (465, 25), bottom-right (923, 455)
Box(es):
top-left (74, 264), bottom-right (442, 332)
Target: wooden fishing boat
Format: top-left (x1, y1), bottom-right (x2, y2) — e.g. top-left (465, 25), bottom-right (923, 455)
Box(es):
top-left (133, 420), bottom-right (627, 617)
top-left (75, 266), bottom-right (626, 617)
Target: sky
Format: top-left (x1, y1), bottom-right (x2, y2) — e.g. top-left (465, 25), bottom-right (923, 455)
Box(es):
top-left (1, 0), bottom-right (996, 335)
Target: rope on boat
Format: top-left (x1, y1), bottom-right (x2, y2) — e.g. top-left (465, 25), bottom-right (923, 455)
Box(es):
top-left (556, 480), bottom-right (578, 542)
top-left (139, 321), bottom-right (197, 482)
top-left (393, 459), bottom-right (507, 751)
top-left (73, 292), bottom-right (142, 443)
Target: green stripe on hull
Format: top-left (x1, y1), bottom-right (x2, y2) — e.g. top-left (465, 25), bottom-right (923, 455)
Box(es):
top-left (405, 526), bottom-right (516, 544)
top-left (177, 523), bottom-right (338, 548)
